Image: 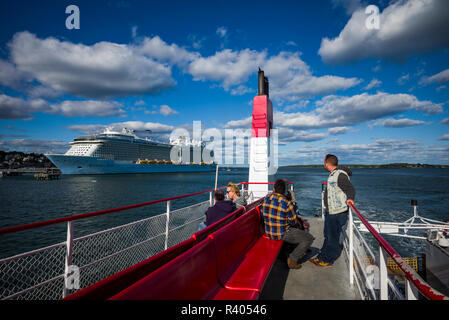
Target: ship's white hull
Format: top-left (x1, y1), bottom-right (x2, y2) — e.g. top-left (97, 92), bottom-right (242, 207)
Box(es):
top-left (45, 154), bottom-right (215, 175)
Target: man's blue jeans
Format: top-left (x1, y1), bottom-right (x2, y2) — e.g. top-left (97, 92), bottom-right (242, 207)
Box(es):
top-left (317, 210), bottom-right (348, 264)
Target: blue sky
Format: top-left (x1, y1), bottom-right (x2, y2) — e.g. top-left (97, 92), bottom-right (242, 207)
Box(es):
top-left (0, 0), bottom-right (449, 165)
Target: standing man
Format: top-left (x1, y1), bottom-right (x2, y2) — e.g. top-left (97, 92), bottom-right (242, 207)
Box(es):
top-left (310, 154), bottom-right (355, 267)
top-left (262, 179), bottom-right (314, 269)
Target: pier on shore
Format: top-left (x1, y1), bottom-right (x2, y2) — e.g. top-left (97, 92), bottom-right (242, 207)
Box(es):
top-left (0, 168), bottom-right (61, 180)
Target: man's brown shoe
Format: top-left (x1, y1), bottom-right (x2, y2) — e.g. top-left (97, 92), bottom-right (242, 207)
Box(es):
top-left (287, 258), bottom-right (302, 269)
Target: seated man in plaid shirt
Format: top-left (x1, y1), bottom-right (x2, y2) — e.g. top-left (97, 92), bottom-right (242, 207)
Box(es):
top-left (261, 179), bottom-right (314, 269)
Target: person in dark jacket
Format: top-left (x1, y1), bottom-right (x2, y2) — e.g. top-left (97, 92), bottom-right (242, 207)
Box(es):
top-left (310, 154), bottom-right (355, 267)
top-left (198, 189), bottom-right (235, 230)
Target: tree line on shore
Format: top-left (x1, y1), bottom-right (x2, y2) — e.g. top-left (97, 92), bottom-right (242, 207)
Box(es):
top-left (0, 151), bottom-right (55, 169)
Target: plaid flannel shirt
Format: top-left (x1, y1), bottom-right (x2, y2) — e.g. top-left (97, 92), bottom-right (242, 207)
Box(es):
top-left (261, 193), bottom-right (298, 240)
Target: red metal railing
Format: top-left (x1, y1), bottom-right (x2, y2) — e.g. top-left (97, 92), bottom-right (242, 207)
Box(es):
top-left (1, 181), bottom-right (281, 300)
top-left (0, 186), bottom-right (228, 236)
top-left (349, 203), bottom-right (448, 300)
top-left (0, 181), bottom-right (289, 235)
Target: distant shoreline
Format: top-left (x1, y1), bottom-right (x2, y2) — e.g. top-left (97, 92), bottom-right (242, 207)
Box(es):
top-left (282, 163), bottom-right (449, 169)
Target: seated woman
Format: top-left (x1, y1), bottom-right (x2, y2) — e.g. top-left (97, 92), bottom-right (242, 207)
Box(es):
top-left (226, 182), bottom-right (247, 209)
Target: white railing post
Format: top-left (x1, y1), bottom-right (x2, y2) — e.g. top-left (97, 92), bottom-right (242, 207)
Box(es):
top-left (321, 186), bottom-right (325, 220)
top-left (164, 200), bottom-right (171, 250)
top-left (349, 208), bottom-right (354, 286)
top-left (405, 279), bottom-right (419, 300)
top-left (379, 246), bottom-right (388, 300)
top-left (63, 221), bottom-right (74, 298)
top-left (209, 191), bottom-right (213, 206)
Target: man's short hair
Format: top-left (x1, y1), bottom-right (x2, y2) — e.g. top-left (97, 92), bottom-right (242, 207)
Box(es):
top-left (273, 179), bottom-right (286, 195)
top-left (214, 189), bottom-right (225, 201)
top-left (227, 182), bottom-right (240, 196)
top-left (325, 154), bottom-right (338, 166)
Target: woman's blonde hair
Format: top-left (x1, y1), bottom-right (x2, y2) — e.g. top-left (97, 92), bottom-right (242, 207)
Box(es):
top-left (227, 182), bottom-right (240, 197)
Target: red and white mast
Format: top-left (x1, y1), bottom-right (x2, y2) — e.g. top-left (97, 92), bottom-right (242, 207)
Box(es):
top-left (248, 69), bottom-right (274, 200)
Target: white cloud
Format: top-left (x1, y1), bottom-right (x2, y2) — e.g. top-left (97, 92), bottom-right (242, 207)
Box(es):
top-left (278, 127), bottom-right (328, 142)
top-left (9, 31), bottom-right (176, 99)
top-left (328, 126), bottom-right (349, 134)
top-left (51, 100), bottom-right (126, 117)
top-left (364, 78), bottom-right (382, 90)
top-left (420, 68), bottom-right (449, 85)
top-left (0, 94), bottom-right (52, 120)
top-left (319, 0), bottom-right (449, 64)
top-left (189, 50), bottom-right (361, 102)
top-left (216, 27), bottom-right (228, 38)
top-left (137, 35), bottom-right (199, 68)
top-left (0, 93), bottom-right (125, 119)
top-left (131, 25), bottom-right (138, 39)
top-left (397, 74), bottom-right (410, 85)
top-left (224, 116), bottom-right (252, 129)
top-left (439, 134), bottom-right (449, 140)
top-left (159, 105), bottom-right (178, 116)
top-left (0, 139), bottom-right (69, 154)
top-left (371, 118), bottom-right (428, 128)
top-left (275, 92), bottom-right (441, 130)
top-left (188, 49), bottom-right (266, 90)
top-left (0, 59), bottom-right (32, 89)
top-left (144, 105), bottom-right (179, 116)
top-left (263, 52), bottom-right (361, 103)
top-left (230, 85), bottom-right (254, 96)
top-left (68, 121), bottom-right (175, 135)
top-left (441, 118), bottom-right (449, 124)
top-left (223, 92), bottom-right (441, 137)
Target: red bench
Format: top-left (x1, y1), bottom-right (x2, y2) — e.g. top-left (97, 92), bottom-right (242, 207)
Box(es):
top-left (64, 205), bottom-right (248, 300)
top-left (64, 198), bottom-right (276, 300)
top-left (109, 207), bottom-right (283, 300)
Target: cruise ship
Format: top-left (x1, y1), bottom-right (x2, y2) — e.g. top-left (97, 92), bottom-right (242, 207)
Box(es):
top-left (45, 127), bottom-right (215, 174)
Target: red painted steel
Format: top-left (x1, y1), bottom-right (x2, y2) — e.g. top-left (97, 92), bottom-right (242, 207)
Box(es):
top-left (106, 206), bottom-right (283, 300)
top-left (64, 198), bottom-right (266, 300)
top-left (349, 203), bottom-right (449, 300)
top-left (222, 236), bottom-right (283, 293)
top-left (251, 95), bottom-right (273, 138)
top-left (64, 237), bottom-right (197, 300)
top-left (110, 238), bottom-right (220, 300)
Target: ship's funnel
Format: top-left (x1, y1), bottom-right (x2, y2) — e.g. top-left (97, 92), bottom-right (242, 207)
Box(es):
top-left (249, 69), bottom-right (274, 200)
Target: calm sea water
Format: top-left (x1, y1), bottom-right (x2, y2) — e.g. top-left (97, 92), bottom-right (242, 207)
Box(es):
top-left (1, 167), bottom-right (448, 259)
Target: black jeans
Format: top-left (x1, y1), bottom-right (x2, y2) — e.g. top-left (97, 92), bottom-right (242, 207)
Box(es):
top-left (283, 227), bottom-right (314, 263)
